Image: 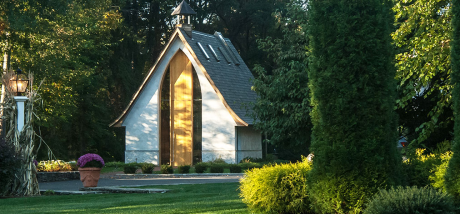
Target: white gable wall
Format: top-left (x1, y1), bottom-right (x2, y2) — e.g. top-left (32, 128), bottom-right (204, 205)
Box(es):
top-left (122, 37), bottom-right (237, 164)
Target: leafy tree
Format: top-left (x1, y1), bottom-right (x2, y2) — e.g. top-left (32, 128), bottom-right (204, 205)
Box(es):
top-left (189, 0), bottom-right (289, 70)
top-left (307, 0), bottom-right (403, 213)
top-left (392, 0), bottom-right (453, 150)
top-left (445, 0), bottom-right (460, 201)
top-left (0, 0), bottom-right (125, 161)
top-left (251, 0), bottom-right (310, 161)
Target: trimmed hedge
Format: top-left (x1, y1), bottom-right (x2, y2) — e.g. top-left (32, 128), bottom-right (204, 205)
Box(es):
top-left (194, 162), bottom-right (207, 173)
top-left (229, 164), bottom-right (242, 173)
top-left (161, 165), bottom-right (173, 174)
top-left (123, 163), bottom-right (138, 174)
top-left (364, 186), bottom-right (456, 214)
top-left (210, 165), bottom-right (224, 173)
top-left (239, 159), bottom-right (313, 214)
top-left (141, 163), bottom-right (155, 174)
top-left (178, 165), bottom-right (190, 174)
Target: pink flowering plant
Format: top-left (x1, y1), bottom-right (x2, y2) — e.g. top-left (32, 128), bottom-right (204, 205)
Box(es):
top-left (77, 153), bottom-right (105, 168)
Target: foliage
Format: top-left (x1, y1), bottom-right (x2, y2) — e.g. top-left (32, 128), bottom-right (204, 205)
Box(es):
top-left (364, 186), bottom-right (456, 214)
top-left (251, 0), bottom-right (310, 161)
top-left (430, 151), bottom-right (452, 192)
top-left (307, 0), bottom-right (403, 213)
top-left (209, 165), bottom-right (224, 173)
top-left (123, 163), bottom-right (138, 174)
top-left (37, 160), bottom-right (72, 172)
top-left (178, 165), bottom-right (191, 174)
top-left (210, 157), bottom-right (227, 164)
top-left (160, 165), bottom-right (173, 174)
top-left (0, 0), bottom-right (125, 162)
top-left (194, 162), bottom-right (207, 173)
top-left (0, 137), bottom-right (22, 195)
top-left (240, 156), bottom-right (289, 166)
top-left (189, 0), bottom-right (290, 69)
top-left (238, 162), bottom-right (262, 171)
top-left (105, 161), bottom-right (126, 168)
top-left (1, 72), bottom-right (39, 196)
top-left (229, 164), bottom-right (242, 173)
top-left (0, 0), bottom-right (293, 164)
top-left (446, 0), bottom-right (460, 201)
top-left (239, 159), bottom-right (313, 214)
top-left (141, 163), bottom-right (155, 174)
top-left (77, 153), bottom-right (105, 168)
top-left (392, 0), bottom-right (453, 149)
top-left (403, 148), bottom-right (444, 187)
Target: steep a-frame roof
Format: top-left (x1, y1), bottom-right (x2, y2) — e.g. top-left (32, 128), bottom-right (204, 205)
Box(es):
top-left (110, 28), bottom-right (256, 127)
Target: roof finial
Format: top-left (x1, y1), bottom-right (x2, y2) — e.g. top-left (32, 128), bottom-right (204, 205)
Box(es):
top-left (172, 1), bottom-right (195, 37)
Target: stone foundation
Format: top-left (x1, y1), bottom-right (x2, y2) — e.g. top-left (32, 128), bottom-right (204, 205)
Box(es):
top-left (37, 171), bottom-right (80, 182)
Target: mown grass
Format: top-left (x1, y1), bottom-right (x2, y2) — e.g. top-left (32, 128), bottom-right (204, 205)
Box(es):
top-left (0, 183), bottom-right (247, 214)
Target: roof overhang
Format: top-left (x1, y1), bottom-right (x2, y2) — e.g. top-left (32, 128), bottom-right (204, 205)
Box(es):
top-left (110, 28), bottom-right (248, 127)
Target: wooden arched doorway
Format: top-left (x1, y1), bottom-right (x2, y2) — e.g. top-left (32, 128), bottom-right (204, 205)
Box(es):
top-left (160, 51), bottom-right (202, 166)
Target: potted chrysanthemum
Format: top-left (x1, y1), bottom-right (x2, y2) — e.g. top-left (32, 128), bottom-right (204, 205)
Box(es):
top-left (77, 153), bottom-right (105, 187)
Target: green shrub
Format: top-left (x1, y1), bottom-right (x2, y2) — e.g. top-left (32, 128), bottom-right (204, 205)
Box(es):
top-left (364, 186), bottom-right (456, 214)
top-left (141, 163), bottom-right (155, 174)
top-left (239, 159), bottom-right (313, 213)
top-left (210, 164), bottom-right (224, 173)
top-left (430, 151), bottom-right (453, 192)
top-left (194, 162), bottom-right (207, 173)
top-left (123, 163), bottom-right (138, 174)
top-left (178, 165), bottom-right (190, 174)
top-left (210, 157), bottom-right (227, 164)
top-left (105, 161), bottom-right (125, 168)
top-left (0, 138), bottom-right (22, 195)
top-left (229, 164), bottom-right (242, 173)
top-left (161, 165), bottom-right (173, 174)
top-left (403, 148), bottom-right (443, 187)
top-left (240, 156), bottom-right (265, 163)
top-left (238, 162), bottom-right (261, 170)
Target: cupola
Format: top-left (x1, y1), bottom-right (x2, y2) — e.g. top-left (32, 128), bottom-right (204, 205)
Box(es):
top-left (171, 0), bottom-right (196, 37)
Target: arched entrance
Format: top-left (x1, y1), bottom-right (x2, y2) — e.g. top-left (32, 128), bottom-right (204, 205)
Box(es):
top-left (160, 51), bottom-right (202, 166)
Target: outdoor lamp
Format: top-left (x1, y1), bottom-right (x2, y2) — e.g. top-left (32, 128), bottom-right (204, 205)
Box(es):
top-left (9, 69), bottom-right (29, 96)
top-left (10, 69), bottom-right (29, 132)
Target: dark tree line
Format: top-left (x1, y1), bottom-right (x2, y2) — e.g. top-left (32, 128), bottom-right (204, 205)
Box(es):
top-left (0, 0), bottom-right (291, 161)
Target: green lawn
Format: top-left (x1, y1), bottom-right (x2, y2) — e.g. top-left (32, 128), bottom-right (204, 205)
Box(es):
top-left (0, 183), bottom-right (248, 214)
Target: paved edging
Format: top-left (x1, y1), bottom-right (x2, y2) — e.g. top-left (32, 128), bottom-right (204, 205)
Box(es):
top-left (80, 186), bottom-right (169, 194)
top-left (114, 173), bottom-right (245, 178)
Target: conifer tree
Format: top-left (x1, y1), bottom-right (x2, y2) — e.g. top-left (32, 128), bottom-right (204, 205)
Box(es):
top-left (307, 0), bottom-right (403, 213)
top-left (445, 0), bottom-right (460, 200)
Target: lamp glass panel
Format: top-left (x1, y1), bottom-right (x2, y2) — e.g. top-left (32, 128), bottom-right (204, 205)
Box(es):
top-left (17, 80), bottom-right (28, 93)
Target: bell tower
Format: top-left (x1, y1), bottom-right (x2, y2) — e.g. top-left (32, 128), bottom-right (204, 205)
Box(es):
top-left (171, 0), bottom-right (196, 37)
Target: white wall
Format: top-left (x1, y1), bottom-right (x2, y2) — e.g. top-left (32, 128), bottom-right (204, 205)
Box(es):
top-left (122, 37), bottom-right (238, 164)
top-left (236, 126), bottom-right (262, 163)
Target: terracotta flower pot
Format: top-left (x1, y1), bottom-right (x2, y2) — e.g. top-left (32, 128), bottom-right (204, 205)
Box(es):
top-left (78, 167), bottom-right (101, 187)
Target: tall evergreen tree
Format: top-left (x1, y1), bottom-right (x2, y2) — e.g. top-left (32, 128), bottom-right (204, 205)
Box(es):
top-left (445, 0), bottom-right (460, 200)
top-left (307, 0), bottom-right (402, 213)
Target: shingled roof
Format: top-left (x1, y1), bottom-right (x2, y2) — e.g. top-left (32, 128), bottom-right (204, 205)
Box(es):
top-left (179, 28), bottom-right (256, 124)
top-left (171, 0), bottom-right (197, 15)
top-left (110, 28), bottom-right (256, 127)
